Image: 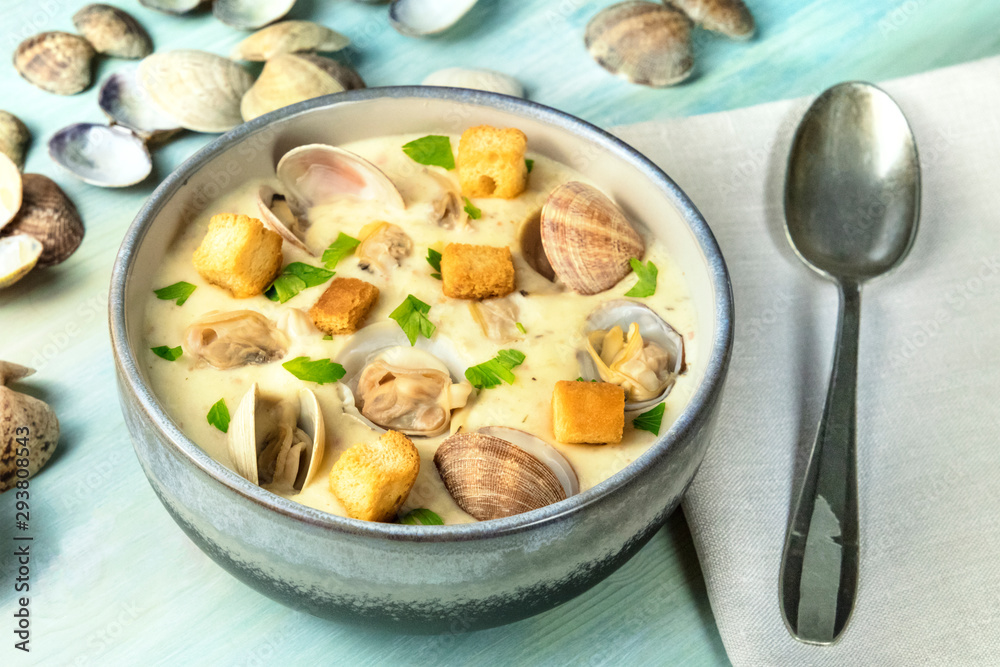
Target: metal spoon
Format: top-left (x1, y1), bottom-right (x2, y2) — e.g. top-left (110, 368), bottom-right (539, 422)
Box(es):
top-left (778, 82), bottom-right (920, 644)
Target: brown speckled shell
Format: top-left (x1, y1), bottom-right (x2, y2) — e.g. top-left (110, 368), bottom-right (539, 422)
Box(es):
top-left (0, 111), bottom-right (31, 170)
top-left (13, 32), bottom-right (95, 95)
top-left (2, 174), bottom-right (84, 267)
top-left (663, 0), bottom-right (755, 39)
top-left (540, 181), bottom-right (645, 295)
top-left (585, 2), bottom-right (693, 88)
top-left (0, 362), bottom-right (59, 493)
top-left (73, 4), bottom-right (153, 59)
top-left (434, 432), bottom-right (567, 521)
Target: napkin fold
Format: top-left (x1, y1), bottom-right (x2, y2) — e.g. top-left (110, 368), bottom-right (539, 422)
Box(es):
top-left (614, 56), bottom-right (1000, 665)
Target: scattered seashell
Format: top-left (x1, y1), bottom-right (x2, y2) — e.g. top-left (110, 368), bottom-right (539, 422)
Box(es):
top-left (276, 144), bottom-right (404, 218)
top-left (518, 208), bottom-right (555, 282)
top-left (356, 221), bottom-right (412, 275)
top-left (578, 300), bottom-right (685, 411)
top-left (183, 310), bottom-right (288, 370)
top-left (421, 67), bottom-right (524, 98)
top-left (389, 0), bottom-right (479, 37)
top-left (98, 67), bottom-right (183, 143)
top-left (664, 0), bottom-right (755, 39)
top-left (434, 427), bottom-right (578, 521)
top-left (139, 0), bottom-right (203, 13)
top-left (0, 112), bottom-right (31, 170)
top-left (231, 20), bottom-right (350, 61)
top-left (240, 53), bottom-right (347, 122)
top-left (540, 181), bottom-right (645, 295)
top-left (136, 50), bottom-right (254, 133)
top-left (73, 4), bottom-right (153, 59)
top-left (0, 235), bottom-right (42, 289)
top-left (585, 2), bottom-right (693, 88)
top-left (1, 174), bottom-right (83, 267)
top-left (296, 54), bottom-right (366, 91)
top-left (0, 153), bottom-right (23, 230)
top-left (13, 32), bottom-right (96, 95)
top-left (213, 0), bottom-right (297, 30)
top-left (426, 169), bottom-right (467, 229)
top-left (256, 185), bottom-right (313, 254)
top-left (228, 383), bottom-right (325, 493)
top-left (48, 123), bottom-right (152, 188)
top-left (0, 362), bottom-right (60, 493)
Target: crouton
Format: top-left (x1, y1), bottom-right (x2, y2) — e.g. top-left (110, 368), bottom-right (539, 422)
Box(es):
top-left (457, 125), bottom-right (528, 199)
top-left (192, 213), bottom-right (283, 298)
top-left (309, 277), bottom-right (379, 335)
top-left (440, 243), bottom-right (515, 300)
top-left (328, 430), bottom-right (420, 522)
top-left (552, 380), bottom-right (625, 444)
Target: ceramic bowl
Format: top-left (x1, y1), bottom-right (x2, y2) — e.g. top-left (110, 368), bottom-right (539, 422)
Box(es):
top-left (110, 87), bottom-right (733, 632)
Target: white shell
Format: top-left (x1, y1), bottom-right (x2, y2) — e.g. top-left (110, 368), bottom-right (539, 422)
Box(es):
top-left (0, 234), bottom-right (42, 289)
top-left (231, 20), bottom-right (350, 61)
top-left (139, 0), bottom-right (202, 14)
top-left (98, 67), bottom-right (182, 142)
top-left (422, 68), bottom-right (524, 98)
top-left (389, 0), bottom-right (478, 36)
top-left (0, 152), bottom-right (22, 230)
top-left (48, 123), bottom-right (152, 188)
top-left (213, 0), bottom-right (297, 30)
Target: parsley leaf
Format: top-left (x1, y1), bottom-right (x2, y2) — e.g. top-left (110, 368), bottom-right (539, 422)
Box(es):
top-left (150, 345), bottom-right (182, 361)
top-left (153, 281), bottom-right (196, 306)
top-left (390, 295), bottom-right (436, 345)
top-left (400, 508), bottom-right (444, 525)
top-left (632, 403), bottom-right (665, 435)
top-left (321, 232), bottom-right (361, 269)
top-left (207, 398), bottom-right (230, 433)
top-left (265, 262), bottom-right (334, 303)
top-left (402, 136), bottom-right (455, 170)
top-left (322, 334), bottom-right (333, 341)
top-left (465, 349), bottom-right (526, 390)
top-left (463, 197), bottom-right (482, 220)
top-left (525, 158), bottom-right (534, 173)
top-left (426, 248), bottom-right (442, 280)
top-left (515, 322), bottom-right (526, 334)
top-left (624, 258), bottom-right (658, 298)
top-left (282, 356), bottom-right (346, 385)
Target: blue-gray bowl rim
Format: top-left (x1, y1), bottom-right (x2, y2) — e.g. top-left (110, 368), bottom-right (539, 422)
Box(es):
top-left (109, 85), bottom-right (734, 543)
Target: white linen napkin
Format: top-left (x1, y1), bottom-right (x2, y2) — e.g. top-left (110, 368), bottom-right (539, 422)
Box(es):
top-left (613, 56), bottom-right (1000, 665)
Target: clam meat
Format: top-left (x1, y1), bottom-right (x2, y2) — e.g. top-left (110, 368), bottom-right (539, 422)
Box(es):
top-left (664, 0), bottom-right (756, 40)
top-left (579, 299), bottom-right (685, 411)
top-left (14, 32), bottom-right (96, 95)
top-left (228, 383), bottom-right (325, 493)
top-left (468, 296), bottom-right (522, 344)
top-left (256, 185), bottom-right (312, 254)
top-left (231, 20), bottom-right (350, 61)
top-left (0, 235), bottom-right (43, 289)
top-left (1, 362), bottom-right (59, 493)
top-left (183, 310), bottom-right (288, 369)
top-left (540, 181), bottom-right (645, 295)
top-left (213, 0), bottom-right (297, 30)
top-left (434, 427), bottom-right (578, 521)
top-left (356, 221), bottom-right (412, 275)
top-left (98, 67), bottom-right (182, 143)
top-left (0, 111), bottom-right (31, 170)
top-left (48, 123), bottom-right (152, 188)
top-left (427, 169), bottom-right (468, 229)
top-left (72, 4), bottom-right (153, 59)
top-left (421, 68), bottom-right (524, 98)
top-left (389, 0), bottom-right (479, 37)
top-left (1, 174), bottom-right (84, 268)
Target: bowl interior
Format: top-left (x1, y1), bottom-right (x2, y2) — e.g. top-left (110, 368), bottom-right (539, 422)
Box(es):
top-left (114, 88), bottom-right (730, 536)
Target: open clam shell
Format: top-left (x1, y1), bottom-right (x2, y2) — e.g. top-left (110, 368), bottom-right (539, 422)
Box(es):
top-left (435, 427), bottom-right (578, 521)
top-left (136, 50), bottom-right (253, 133)
top-left (276, 144), bottom-right (405, 217)
top-left (664, 0), bottom-right (755, 40)
top-left (48, 123), bottom-right (152, 188)
top-left (0, 111), bottom-right (31, 171)
top-left (540, 181), bottom-right (645, 295)
top-left (578, 299), bottom-right (685, 411)
top-left (228, 383), bottom-right (325, 492)
top-left (98, 67), bottom-right (182, 143)
top-left (0, 153), bottom-right (22, 230)
top-left (73, 4), bottom-right (153, 59)
top-left (421, 68), bottom-right (524, 98)
top-left (1, 174), bottom-right (83, 267)
top-left (256, 185), bottom-right (313, 254)
top-left (389, 0), bottom-right (479, 36)
top-left (14, 32), bottom-right (96, 95)
top-left (0, 235), bottom-right (43, 289)
top-left (585, 2), bottom-right (694, 88)
top-left (240, 53), bottom-right (349, 122)
top-left (231, 20), bottom-right (350, 61)
top-left (213, 0), bottom-right (297, 30)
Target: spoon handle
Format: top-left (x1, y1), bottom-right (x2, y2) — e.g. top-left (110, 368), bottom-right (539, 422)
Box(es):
top-left (779, 279), bottom-right (861, 644)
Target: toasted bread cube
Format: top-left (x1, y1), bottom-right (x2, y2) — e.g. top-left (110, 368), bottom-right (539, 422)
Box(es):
top-left (192, 213), bottom-right (283, 298)
top-left (309, 277), bottom-right (379, 335)
top-left (457, 125), bottom-right (528, 199)
top-left (441, 243), bottom-right (515, 300)
top-left (552, 381), bottom-right (625, 444)
top-left (328, 431), bottom-right (420, 522)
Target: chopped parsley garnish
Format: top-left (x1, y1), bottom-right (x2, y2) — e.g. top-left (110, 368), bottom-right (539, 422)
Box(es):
top-left (390, 295), bottom-right (436, 345)
top-left (463, 197), bottom-right (482, 220)
top-left (515, 322), bottom-right (526, 334)
top-left (207, 398), bottom-right (230, 433)
top-left (525, 158), bottom-right (534, 173)
top-left (632, 403), bottom-right (665, 435)
top-left (624, 258), bottom-right (658, 298)
top-left (265, 262), bottom-right (334, 303)
top-left (400, 508), bottom-right (444, 525)
top-left (465, 349), bottom-right (526, 390)
top-left (402, 135), bottom-right (455, 170)
top-left (282, 357), bottom-right (346, 385)
top-left (426, 248), bottom-right (442, 280)
top-left (322, 334), bottom-right (333, 341)
top-left (150, 345), bottom-right (182, 361)
top-left (322, 232), bottom-right (361, 269)
top-left (153, 281), bottom-right (196, 306)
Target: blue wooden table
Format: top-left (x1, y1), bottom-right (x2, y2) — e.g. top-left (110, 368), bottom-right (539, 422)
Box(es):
top-left (1, 0), bottom-right (996, 664)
